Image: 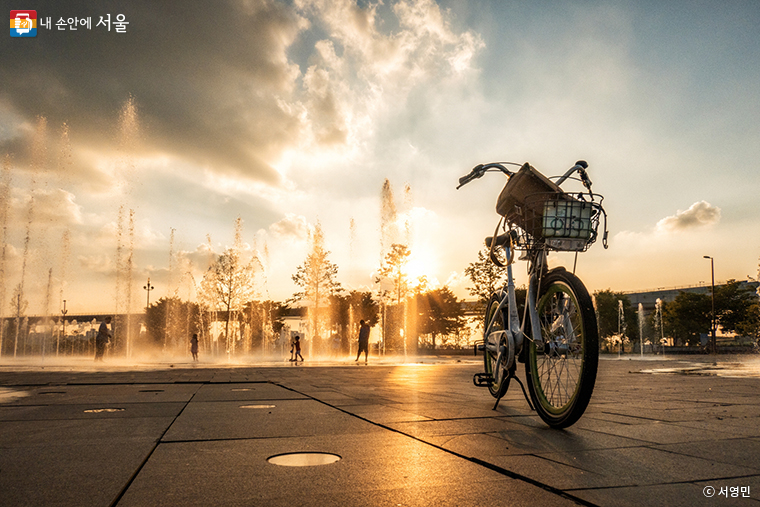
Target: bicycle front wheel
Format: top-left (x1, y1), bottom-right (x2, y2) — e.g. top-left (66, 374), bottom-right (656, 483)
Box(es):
top-left (525, 268), bottom-right (598, 428)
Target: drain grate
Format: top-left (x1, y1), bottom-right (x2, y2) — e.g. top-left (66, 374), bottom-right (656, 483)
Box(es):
top-left (267, 452), bottom-right (341, 467)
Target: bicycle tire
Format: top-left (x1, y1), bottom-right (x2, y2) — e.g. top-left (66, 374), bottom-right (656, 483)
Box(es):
top-left (483, 292), bottom-right (514, 399)
top-left (525, 268), bottom-right (598, 428)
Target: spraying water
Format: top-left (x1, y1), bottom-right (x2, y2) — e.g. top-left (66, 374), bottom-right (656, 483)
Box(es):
top-left (43, 268), bottom-right (53, 358)
top-left (638, 303), bottom-right (645, 357)
top-left (380, 179), bottom-right (399, 259)
top-left (617, 300), bottom-right (625, 357)
top-left (166, 227), bottom-right (177, 352)
top-left (655, 298), bottom-right (664, 353)
top-left (0, 156), bottom-right (11, 357)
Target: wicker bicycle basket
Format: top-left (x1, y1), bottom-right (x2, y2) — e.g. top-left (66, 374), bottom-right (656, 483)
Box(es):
top-left (495, 163), bottom-right (603, 252)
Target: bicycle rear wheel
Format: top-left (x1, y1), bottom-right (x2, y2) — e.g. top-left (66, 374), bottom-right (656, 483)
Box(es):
top-left (483, 292), bottom-right (514, 399)
top-left (525, 268), bottom-right (598, 428)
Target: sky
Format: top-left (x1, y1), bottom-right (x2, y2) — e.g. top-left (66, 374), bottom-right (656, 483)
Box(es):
top-left (2, 0), bottom-right (759, 316)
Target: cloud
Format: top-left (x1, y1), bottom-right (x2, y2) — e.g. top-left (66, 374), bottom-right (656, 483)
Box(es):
top-left (77, 254), bottom-right (113, 275)
top-left (29, 188), bottom-right (84, 226)
top-left (269, 213), bottom-right (309, 239)
top-left (656, 201), bottom-right (721, 232)
top-left (0, 0), bottom-right (308, 185)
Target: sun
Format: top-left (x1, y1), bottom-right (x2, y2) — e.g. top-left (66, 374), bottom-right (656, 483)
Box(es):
top-left (405, 247), bottom-right (438, 288)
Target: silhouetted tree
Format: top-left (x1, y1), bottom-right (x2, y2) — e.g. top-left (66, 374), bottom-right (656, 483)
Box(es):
top-left (714, 279), bottom-right (758, 335)
top-left (201, 248), bottom-right (257, 355)
top-left (291, 223), bottom-right (342, 353)
top-left (416, 287), bottom-right (465, 349)
top-left (662, 292), bottom-right (711, 346)
top-left (594, 290), bottom-right (636, 347)
top-left (464, 247), bottom-right (508, 312)
top-left (241, 300), bottom-right (287, 353)
top-left (145, 297), bottom-right (204, 353)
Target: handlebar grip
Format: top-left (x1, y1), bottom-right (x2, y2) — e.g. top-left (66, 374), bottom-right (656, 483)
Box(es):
top-left (457, 164), bottom-right (484, 189)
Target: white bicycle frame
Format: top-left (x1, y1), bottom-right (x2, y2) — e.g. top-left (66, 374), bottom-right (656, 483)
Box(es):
top-left (483, 244), bottom-right (546, 376)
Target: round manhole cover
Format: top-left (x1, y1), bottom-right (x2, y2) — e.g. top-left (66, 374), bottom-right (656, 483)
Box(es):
top-left (267, 452), bottom-right (341, 467)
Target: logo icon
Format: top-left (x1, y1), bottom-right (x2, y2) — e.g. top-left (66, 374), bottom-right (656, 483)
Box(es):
top-left (11, 10), bottom-right (37, 37)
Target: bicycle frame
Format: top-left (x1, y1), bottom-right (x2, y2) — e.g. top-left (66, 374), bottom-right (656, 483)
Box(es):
top-left (483, 247), bottom-right (546, 371)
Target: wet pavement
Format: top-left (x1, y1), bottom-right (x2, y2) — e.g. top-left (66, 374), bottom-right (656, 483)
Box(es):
top-left (1, 354), bottom-right (759, 506)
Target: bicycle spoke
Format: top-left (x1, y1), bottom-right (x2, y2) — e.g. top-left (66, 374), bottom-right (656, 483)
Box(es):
top-left (535, 286), bottom-right (585, 409)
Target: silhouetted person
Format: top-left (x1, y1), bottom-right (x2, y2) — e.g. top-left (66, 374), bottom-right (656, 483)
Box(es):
top-left (294, 335), bottom-right (304, 362)
top-left (355, 320), bottom-right (370, 364)
top-left (190, 333), bottom-right (199, 361)
top-left (95, 316), bottom-right (112, 362)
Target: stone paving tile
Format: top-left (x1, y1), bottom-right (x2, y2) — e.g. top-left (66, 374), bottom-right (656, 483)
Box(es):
top-left (488, 446), bottom-right (759, 490)
top-left (386, 416), bottom-right (520, 438)
top-left (0, 417), bottom-right (173, 507)
top-left (571, 417), bottom-right (749, 445)
top-left (652, 439), bottom-right (760, 472)
top-left (571, 475), bottom-right (760, 507)
top-left (0, 401), bottom-right (186, 421)
top-left (120, 431), bottom-right (578, 507)
top-left (425, 424), bottom-right (646, 458)
top-left (162, 398), bottom-right (386, 442)
top-left (0, 383), bottom-right (200, 405)
top-left (667, 418), bottom-right (760, 438)
top-left (190, 382), bottom-right (307, 402)
top-left (333, 404), bottom-right (435, 424)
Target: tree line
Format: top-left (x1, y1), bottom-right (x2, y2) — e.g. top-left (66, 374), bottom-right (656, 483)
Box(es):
top-left (144, 223), bottom-right (470, 357)
top-left (594, 281), bottom-right (760, 351)
top-left (462, 246), bottom-right (760, 351)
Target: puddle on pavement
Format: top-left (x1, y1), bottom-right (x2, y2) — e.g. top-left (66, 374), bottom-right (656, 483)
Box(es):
top-left (240, 404), bottom-right (276, 409)
top-left (638, 362), bottom-right (760, 378)
top-left (267, 452), bottom-right (341, 467)
top-left (0, 388), bottom-right (29, 403)
top-left (83, 408), bottom-right (126, 413)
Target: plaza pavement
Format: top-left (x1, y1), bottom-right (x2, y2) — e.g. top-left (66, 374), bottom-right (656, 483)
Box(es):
top-left (1, 354), bottom-right (759, 506)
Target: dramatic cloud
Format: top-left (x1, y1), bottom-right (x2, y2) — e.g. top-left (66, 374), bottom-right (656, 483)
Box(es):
top-left (656, 201), bottom-right (721, 232)
top-left (0, 0), bottom-right (308, 184)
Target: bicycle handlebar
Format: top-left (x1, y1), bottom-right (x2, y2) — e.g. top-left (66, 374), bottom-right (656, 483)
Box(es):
top-left (456, 162), bottom-right (514, 189)
top-left (555, 160), bottom-right (592, 191)
top-left (457, 159), bottom-right (593, 192)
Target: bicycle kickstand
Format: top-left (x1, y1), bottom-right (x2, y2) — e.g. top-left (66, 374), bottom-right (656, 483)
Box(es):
top-left (513, 375), bottom-right (535, 412)
top-left (492, 373), bottom-right (536, 412)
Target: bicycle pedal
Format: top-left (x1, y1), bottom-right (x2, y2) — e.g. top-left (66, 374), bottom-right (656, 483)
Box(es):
top-left (473, 373), bottom-right (494, 387)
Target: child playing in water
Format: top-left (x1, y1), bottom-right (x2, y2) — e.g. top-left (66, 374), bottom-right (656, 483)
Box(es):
top-left (294, 335), bottom-right (304, 362)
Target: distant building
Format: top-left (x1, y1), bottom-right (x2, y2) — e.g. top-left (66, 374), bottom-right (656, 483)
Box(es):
top-left (625, 280), bottom-right (759, 312)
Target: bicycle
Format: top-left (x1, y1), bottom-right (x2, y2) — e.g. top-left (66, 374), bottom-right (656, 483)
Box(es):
top-left (458, 160), bottom-right (608, 428)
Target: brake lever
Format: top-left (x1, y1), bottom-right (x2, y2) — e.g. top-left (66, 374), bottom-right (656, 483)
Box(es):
top-left (578, 167), bottom-right (593, 191)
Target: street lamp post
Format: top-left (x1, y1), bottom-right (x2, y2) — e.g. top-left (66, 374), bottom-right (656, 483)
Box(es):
top-left (143, 278), bottom-right (155, 309)
top-left (703, 256), bottom-right (716, 354)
